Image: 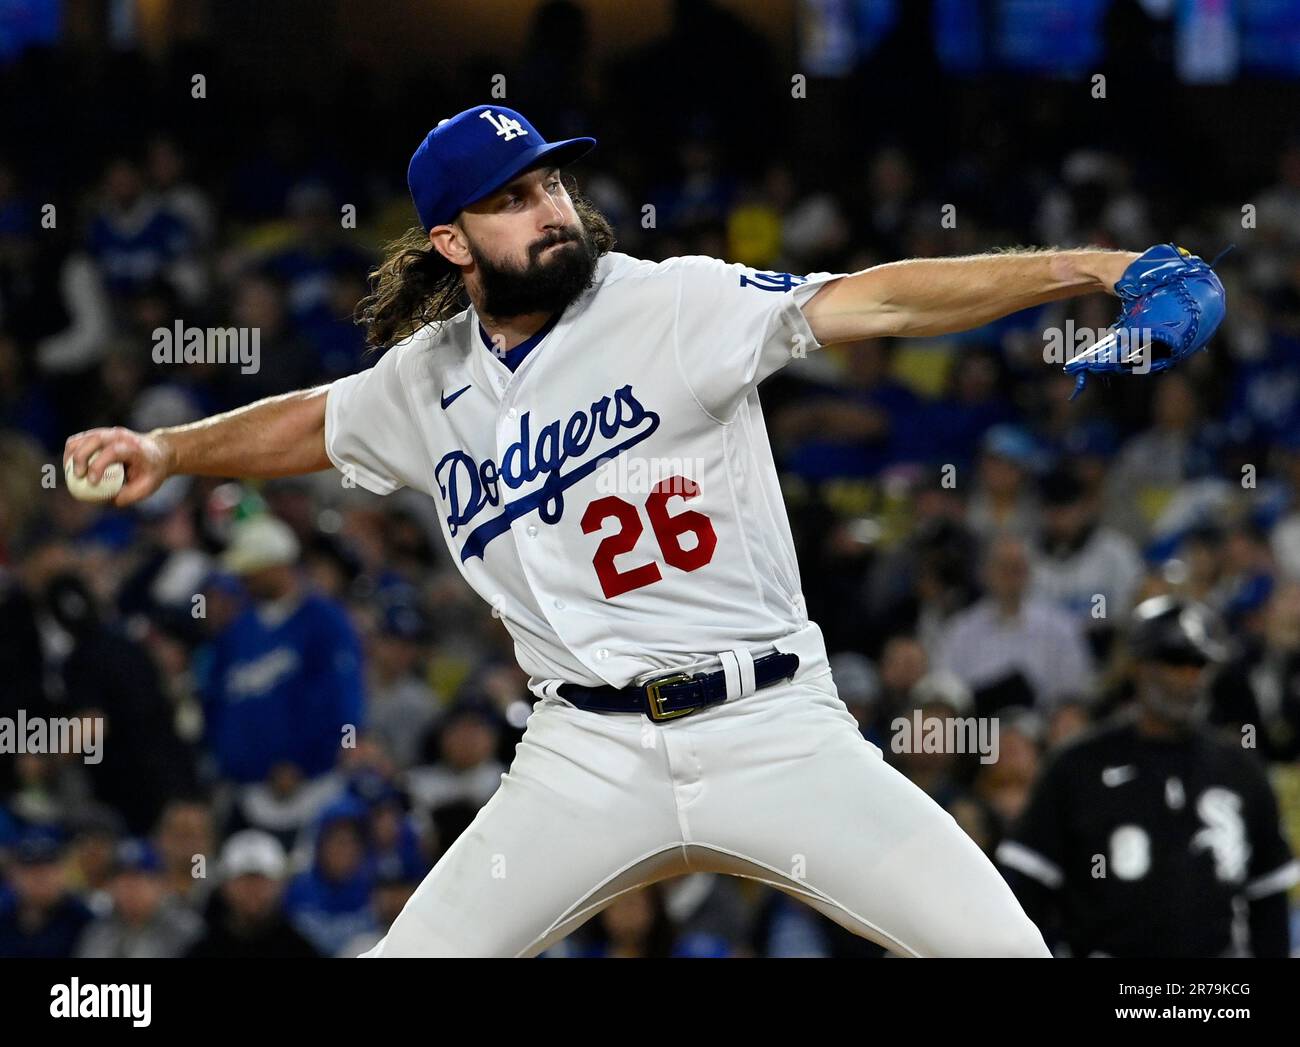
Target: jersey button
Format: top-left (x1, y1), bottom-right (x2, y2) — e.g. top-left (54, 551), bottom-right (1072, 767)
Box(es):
top-left (595, 648), bottom-right (610, 661)
top-left (506, 407), bottom-right (518, 421)
top-left (554, 598), bottom-right (566, 610)
top-left (526, 524), bottom-right (538, 538)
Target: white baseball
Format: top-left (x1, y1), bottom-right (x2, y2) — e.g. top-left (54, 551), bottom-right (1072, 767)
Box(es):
top-left (64, 451), bottom-right (125, 502)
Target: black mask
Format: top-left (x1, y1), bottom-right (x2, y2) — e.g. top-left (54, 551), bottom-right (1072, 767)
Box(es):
top-left (1136, 666), bottom-right (1208, 732)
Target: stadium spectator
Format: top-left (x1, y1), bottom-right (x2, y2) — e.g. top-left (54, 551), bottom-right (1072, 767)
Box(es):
top-left (965, 425), bottom-right (1046, 544)
top-left (866, 512), bottom-right (980, 657)
top-left (924, 352), bottom-right (1019, 472)
top-left (936, 532), bottom-right (1095, 713)
top-left (348, 772), bottom-right (428, 889)
top-left (66, 804), bottom-right (126, 910)
top-left (363, 595), bottom-right (441, 770)
top-left (337, 852), bottom-right (420, 959)
top-left (145, 136), bottom-right (216, 250)
top-left (773, 338), bottom-right (923, 481)
top-left (52, 568), bottom-right (199, 833)
top-left (971, 708), bottom-right (1045, 834)
top-left (74, 838), bottom-right (202, 958)
top-left (260, 181), bottom-right (373, 334)
top-left (1255, 141), bottom-right (1300, 252)
top-left (407, 702), bottom-right (506, 858)
top-left (186, 829), bottom-right (319, 959)
top-left (283, 799), bottom-right (376, 956)
top-left (1210, 579), bottom-right (1300, 761)
top-left (153, 798), bottom-right (218, 911)
top-left (874, 634), bottom-right (929, 722)
top-left (198, 514), bottom-right (364, 787)
top-left (86, 157), bottom-right (203, 306)
top-left (887, 673), bottom-right (978, 812)
top-left (1103, 372), bottom-right (1222, 543)
top-left (1268, 433), bottom-right (1300, 578)
top-left (0, 829), bottom-right (93, 958)
top-left (1031, 463), bottom-right (1143, 657)
top-left (215, 271), bottom-right (318, 408)
top-left (558, 883), bottom-right (732, 959)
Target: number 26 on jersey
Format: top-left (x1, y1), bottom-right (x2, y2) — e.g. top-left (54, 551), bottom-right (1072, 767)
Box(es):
top-left (581, 475), bottom-right (717, 599)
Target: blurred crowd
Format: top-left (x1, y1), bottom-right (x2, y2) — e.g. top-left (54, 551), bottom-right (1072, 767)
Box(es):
top-left (2, 1), bottom-right (1300, 958)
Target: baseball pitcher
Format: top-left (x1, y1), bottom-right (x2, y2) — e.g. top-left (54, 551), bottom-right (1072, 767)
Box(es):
top-left (63, 105), bottom-right (1225, 957)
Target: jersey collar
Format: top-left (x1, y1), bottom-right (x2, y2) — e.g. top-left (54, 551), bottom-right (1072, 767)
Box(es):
top-left (477, 311), bottom-right (562, 373)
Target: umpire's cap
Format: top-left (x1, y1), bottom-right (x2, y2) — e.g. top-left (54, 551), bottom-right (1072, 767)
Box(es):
top-left (408, 105), bottom-right (596, 231)
top-left (1129, 595), bottom-right (1228, 667)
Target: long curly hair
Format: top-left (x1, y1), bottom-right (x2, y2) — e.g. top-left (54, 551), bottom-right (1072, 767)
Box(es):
top-left (354, 186), bottom-right (615, 352)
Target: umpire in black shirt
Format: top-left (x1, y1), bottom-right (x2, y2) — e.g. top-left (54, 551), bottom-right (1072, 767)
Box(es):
top-left (997, 596), bottom-right (1298, 957)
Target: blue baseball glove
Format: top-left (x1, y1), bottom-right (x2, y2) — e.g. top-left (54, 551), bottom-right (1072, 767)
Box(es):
top-left (1063, 244), bottom-right (1228, 400)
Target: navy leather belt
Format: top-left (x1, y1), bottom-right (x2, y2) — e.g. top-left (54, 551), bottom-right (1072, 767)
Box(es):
top-left (558, 651), bottom-right (800, 722)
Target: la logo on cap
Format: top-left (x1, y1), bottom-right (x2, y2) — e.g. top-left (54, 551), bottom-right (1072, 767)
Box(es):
top-left (480, 109), bottom-right (529, 141)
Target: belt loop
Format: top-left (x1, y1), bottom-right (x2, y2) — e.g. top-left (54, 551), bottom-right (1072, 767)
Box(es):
top-left (717, 650), bottom-right (742, 700)
top-left (733, 647), bottom-right (757, 697)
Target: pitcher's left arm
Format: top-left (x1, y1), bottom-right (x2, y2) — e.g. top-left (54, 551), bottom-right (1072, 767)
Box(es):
top-left (801, 248), bottom-right (1139, 346)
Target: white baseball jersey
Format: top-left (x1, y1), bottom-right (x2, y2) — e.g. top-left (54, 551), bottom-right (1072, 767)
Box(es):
top-left (324, 251), bottom-right (843, 693)
top-left (332, 249), bottom-right (1054, 961)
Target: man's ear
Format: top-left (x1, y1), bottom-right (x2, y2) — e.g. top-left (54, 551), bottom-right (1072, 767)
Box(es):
top-left (429, 222), bottom-right (471, 267)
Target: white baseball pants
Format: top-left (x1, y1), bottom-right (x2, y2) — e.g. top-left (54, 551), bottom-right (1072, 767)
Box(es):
top-left (359, 652), bottom-right (1050, 958)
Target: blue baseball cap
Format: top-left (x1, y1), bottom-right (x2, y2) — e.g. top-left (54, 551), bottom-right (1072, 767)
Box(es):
top-left (112, 838), bottom-right (162, 875)
top-left (981, 424), bottom-right (1047, 473)
top-left (379, 598), bottom-right (432, 642)
top-left (12, 826), bottom-right (67, 865)
top-left (408, 105), bottom-right (596, 231)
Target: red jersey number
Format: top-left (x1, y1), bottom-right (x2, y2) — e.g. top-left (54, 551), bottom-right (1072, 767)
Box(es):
top-left (581, 476), bottom-right (718, 599)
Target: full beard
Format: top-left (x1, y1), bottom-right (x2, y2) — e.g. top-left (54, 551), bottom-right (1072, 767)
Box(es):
top-left (470, 226), bottom-right (599, 319)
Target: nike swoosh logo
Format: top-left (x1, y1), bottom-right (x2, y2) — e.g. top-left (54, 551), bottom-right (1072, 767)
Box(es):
top-left (1102, 765), bottom-right (1137, 787)
top-left (441, 385), bottom-right (471, 409)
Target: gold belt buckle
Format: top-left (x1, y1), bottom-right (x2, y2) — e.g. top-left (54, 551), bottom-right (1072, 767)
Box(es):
top-left (644, 672), bottom-right (697, 722)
